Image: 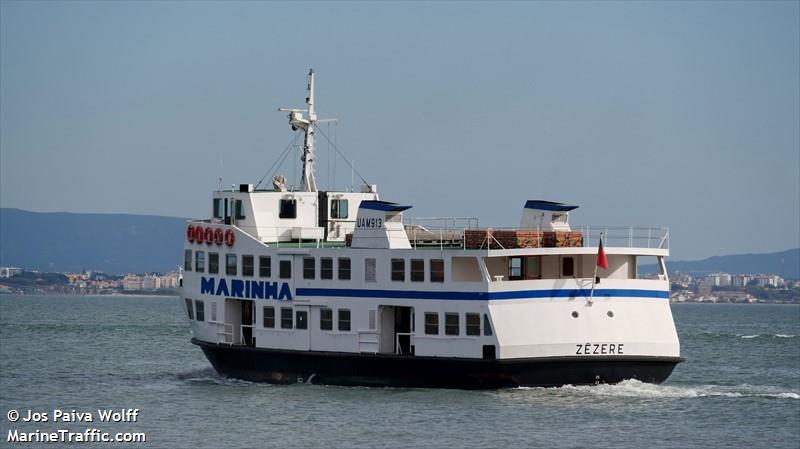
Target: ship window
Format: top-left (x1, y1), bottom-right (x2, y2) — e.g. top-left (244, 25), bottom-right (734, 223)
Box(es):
top-left (195, 251), bottom-right (205, 273)
top-left (338, 257), bottom-right (351, 280)
top-left (211, 302), bottom-right (217, 322)
top-left (259, 256), bottom-right (271, 278)
top-left (338, 309), bottom-right (351, 331)
top-left (234, 199), bottom-right (245, 219)
top-left (184, 298), bottom-right (193, 320)
top-left (466, 313), bottom-right (480, 336)
top-left (365, 258), bottom-right (377, 282)
top-left (320, 308), bottom-right (333, 330)
top-left (331, 199), bottom-right (349, 219)
top-left (320, 258), bottom-right (333, 280)
top-left (184, 250), bottom-right (192, 271)
top-left (263, 307), bottom-right (275, 328)
top-left (195, 300), bottom-right (205, 322)
top-left (430, 259), bottom-right (444, 283)
top-left (526, 256), bottom-right (542, 279)
top-left (226, 254), bottom-right (237, 276)
top-left (391, 259), bottom-right (405, 282)
top-left (209, 253), bottom-right (219, 274)
top-left (424, 312), bottom-right (439, 335)
top-left (296, 311), bottom-right (308, 330)
top-left (445, 313), bottom-right (459, 336)
top-left (303, 257), bottom-right (315, 280)
top-left (279, 199), bottom-right (297, 219)
top-left (411, 259), bottom-right (424, 282)
top-left (242, 255), bottom-right (254, 277)
top-left (562, 257), bottom-right (575, 277)
top-left (483, 314), bottom-right (493, 336)
top-left (279, 260), bottom-right (292, 279)
top-left (281, 307), bottom-right (293, 329)
top-left (509, 257), bottom-right (523, 280)
top-left (213, 198), bottom-right (222, 219)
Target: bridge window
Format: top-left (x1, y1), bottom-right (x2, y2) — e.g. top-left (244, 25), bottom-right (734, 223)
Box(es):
top-left (211, 302), bottom-right (217, 322)
top-left (195, 251), bottom-right (205, 273)
top-left (466, 313), bottom-right (480, 336)
top-left (226, 254), bottom-right (237, 276)
top-left (184, 298), bottom-right (193, 320)
top-left (209, 253), bottom-right (219, 274)
top-left (279, 260), bottom-right (292, 279)
top-left (242, 255), bottom-right (254, 277)
top-left (483, 314), bottom-right (493, 336)
top-left (279, 199), bottom-right (297, 219)
top-left (259, 256), bottom-right (271, 278)
top-left (263, 307), bottom-right (275, 328)
top-left (213, 198), bottom-right (222, 219)
top-left (234, 200), bottom-right (245, 219)
top-left (391, 259), bottom-right (405, 282)
top-left (320, 308), bottom-right (333, 331)
top-left (331, 199), bottom-right (348, 219)
top-left (445, 313), bottom-right (459, 336)
top-left (296, 310), bottom-right (308, 330)
top-left (338, 258), bottom-right (351, 280)
top-left (365, 258), bottom-right (376, 282)
top-left (303, 257), bottom-right (315, 280)
top-left (195, 300), bottom-right (205, 322)
top-left (338, 309), bottom-right (351, 331)
top-left (184, 250), bottom-right (192, 271)
top-left (411, 259), bottom-right (424, 282)
top-left (320, 258), bottom-right (333, 280)
top-left (430, 259), bottom-right (444, 283)
top-left (562, 257), bottom-right (575, 277)
top-left (281, 307), bottom-right (293, 329)
top-left (424, 312), bottom-right (439, 335)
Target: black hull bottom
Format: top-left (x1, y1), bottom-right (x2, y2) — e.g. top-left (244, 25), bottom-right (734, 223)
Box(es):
top-left (193, 339), bottom-right (681, 389)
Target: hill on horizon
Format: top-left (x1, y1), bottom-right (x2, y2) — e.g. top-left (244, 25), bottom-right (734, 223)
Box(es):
top-left (0, 208), bottom-right (186, 274)
top-left (1, 208), bottom-right (798, 278)
top-left (640, 248), bottom-right (799, 279)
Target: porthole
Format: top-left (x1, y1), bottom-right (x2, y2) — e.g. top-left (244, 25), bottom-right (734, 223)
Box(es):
top-left (607, 311), bottom-right (614, 318)
top-left (571, 311), bottom-right (579, 318)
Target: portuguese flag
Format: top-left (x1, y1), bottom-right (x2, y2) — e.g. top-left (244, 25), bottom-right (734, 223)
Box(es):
top-left (597, 236), bottom-right (608, 270)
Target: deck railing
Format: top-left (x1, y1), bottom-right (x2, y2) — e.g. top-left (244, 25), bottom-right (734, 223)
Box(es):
top-left (578, 226), bottom-right (670, 249)
top-left (189, 219), bottom-right (669, 250)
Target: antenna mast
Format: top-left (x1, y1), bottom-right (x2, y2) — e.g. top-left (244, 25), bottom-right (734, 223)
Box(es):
top-left (278, 68), bottom-right (335, 192)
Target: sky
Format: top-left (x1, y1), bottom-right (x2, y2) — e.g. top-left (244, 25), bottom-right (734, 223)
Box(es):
top-left (1, 1), bottom-right (798, 261)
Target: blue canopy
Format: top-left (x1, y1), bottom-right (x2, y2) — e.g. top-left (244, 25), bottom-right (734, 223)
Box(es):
top-left (523, 200), bottom-right (578, 212)
top-left (359, 200), bottom-right (412, 212)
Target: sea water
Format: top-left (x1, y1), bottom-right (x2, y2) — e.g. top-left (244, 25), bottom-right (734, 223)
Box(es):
top-left (1, 296), bottom-right (798, 448)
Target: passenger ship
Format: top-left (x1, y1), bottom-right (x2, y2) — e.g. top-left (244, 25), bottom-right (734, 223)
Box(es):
top-left (180, 70), bottom-right (682, 389)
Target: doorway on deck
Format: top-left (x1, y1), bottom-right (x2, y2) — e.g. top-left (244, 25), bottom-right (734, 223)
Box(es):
top-left (379, 306), bottom-right (414, 355)
top-left (225, 298), bottom-right (255, 347)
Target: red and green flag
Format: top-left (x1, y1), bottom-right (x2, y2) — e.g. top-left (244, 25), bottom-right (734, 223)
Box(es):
top-left (597, 237), bottom-right (608, 270)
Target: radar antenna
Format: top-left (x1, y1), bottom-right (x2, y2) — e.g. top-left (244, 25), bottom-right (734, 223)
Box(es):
top-left (278, 68), bottom-right (336, 192)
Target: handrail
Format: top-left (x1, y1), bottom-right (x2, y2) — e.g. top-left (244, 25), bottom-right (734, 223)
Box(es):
top-left (239, 324), bottom-right (255, 345)
top-left (395, 332), bottom-right (414, 355)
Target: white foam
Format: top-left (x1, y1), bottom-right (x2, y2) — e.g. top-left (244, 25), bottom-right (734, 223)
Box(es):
top-left (774, 334), bottom-right (795, 338)
top-left (521, 380), bottom-right (799, 400)
top-left (740, 334), bottom-right (759, 339)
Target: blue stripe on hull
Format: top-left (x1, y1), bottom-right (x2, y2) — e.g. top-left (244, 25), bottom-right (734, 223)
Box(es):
top-left (295, 287), bottom-right (669, 301)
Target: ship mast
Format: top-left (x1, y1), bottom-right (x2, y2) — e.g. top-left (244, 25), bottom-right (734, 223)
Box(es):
top-left (279, 68), bottom-right (333, 192)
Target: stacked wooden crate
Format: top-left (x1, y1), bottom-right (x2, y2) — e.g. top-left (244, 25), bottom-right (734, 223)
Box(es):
top-left (463, 229), bottom-right (583, 249)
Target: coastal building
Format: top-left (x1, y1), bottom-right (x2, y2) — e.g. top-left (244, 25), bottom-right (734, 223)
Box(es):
top-left (0, 267), bottom-right (23, 278)
top-left (732, 274), bottom-right (751, 287)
